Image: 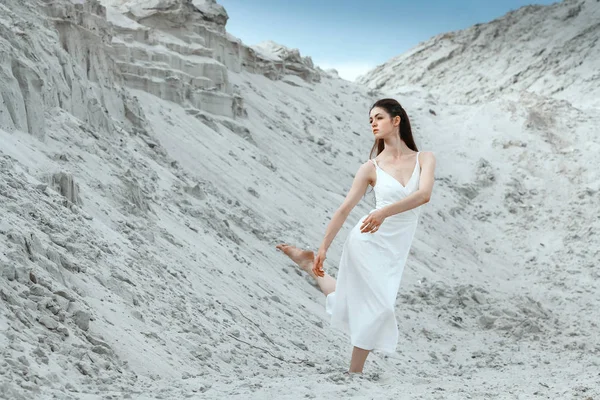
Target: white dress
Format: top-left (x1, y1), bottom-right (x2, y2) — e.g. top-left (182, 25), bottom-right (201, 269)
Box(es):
top-left (326, 152), bottom-right (422, 353)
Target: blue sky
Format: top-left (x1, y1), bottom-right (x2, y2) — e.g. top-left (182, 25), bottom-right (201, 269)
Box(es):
top-left (218, 0), bottom-right (558, 81)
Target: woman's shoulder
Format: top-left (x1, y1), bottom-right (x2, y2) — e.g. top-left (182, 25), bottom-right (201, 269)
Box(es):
top-left (417, 151), bottom-right (436, 167)
top-left (359, 159), bottom-right (377, 171)
top-left (355, 160), bottom-right (378, 179)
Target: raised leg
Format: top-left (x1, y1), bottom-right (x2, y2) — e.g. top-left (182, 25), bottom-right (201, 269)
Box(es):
top-left (275, 244), bottom-right (336, 296)
top-left (277, 244), bottom-right (368, 373)
top-left (349, 346), bottom-right (370, 373)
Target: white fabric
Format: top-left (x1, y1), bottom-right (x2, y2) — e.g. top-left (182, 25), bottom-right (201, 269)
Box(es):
top-left (326, 152), bottom-right (422, 353)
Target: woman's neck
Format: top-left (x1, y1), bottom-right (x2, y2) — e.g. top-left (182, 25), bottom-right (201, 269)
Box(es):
top-left (382, 141), bottom-right (412, 159)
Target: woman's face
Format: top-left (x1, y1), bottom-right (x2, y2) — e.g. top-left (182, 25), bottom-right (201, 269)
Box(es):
top-left (369, 107), bottom-right (399, 140)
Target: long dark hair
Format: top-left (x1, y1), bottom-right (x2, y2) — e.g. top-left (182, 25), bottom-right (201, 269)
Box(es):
top-left (369, 98), bottom-right (418, 159)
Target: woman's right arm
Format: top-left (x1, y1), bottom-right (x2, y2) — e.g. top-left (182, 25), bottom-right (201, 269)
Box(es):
top-left (313, 161), bottom-right (375, 276)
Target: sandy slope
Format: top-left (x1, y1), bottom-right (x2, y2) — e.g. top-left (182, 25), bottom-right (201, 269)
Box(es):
top-left (0, 0), bottom-right (598, 399)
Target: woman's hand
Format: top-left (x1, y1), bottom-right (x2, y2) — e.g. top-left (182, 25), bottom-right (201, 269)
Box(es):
top-left (360, 210), bottom-right (387, 233)
top-left (312, 248), bottom-right (326, 277)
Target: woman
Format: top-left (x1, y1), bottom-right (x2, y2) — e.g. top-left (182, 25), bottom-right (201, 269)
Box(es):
top-left (276, 98), bottom-right (436, 373)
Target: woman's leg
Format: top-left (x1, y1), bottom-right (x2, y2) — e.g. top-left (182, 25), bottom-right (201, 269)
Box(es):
top-left (349, 347), bottom-right (370, 373)
top-left (275, 244), bottom-right (336, 296)
top-left (277, 244), bottom-right (369, 373)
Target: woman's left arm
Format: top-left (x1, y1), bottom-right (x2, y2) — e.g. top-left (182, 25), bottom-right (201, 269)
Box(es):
top-left (381, 151), bottom-right (436, 218)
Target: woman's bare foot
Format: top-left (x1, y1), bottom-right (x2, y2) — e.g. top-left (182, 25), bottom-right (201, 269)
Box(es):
top-left (275, 244), bottom-right (316, 278)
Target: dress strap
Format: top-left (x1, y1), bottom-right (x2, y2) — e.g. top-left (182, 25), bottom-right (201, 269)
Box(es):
top-left (370, 159), bottom-right (379, 168)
